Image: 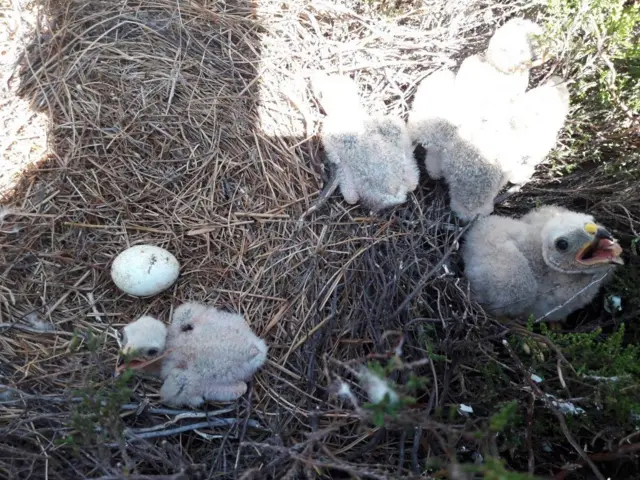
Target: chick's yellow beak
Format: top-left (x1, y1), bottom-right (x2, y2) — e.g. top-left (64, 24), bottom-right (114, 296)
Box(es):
top-left (584, 223), bottom-right (598, 235)
top-left (576, 225), bottom-right (624, 266)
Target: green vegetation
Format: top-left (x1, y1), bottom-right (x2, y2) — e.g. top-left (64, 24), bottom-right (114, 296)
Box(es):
top-left (489, 400), bottom-right (519, 433)
top-left (462, 456), bottom-right (546, 480)
top-left (540, 322), bottom-right (640, 422)
top-left (58, 329), bottom-right (132, 450)
top-left (542, 0), bottom-right (639, 173)
top-left (362, 359), bottom-right (430, 426)
top-left (61, 370), bottom-right (133, 449)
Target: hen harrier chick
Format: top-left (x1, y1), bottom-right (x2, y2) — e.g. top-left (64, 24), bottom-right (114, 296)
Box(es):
top-left (311, 73), bottom-right (419, 212)
top-left (446, 75), bottom-right (569, 219)
top-left (409, 17), bottom-right (547, 145)
top-left (406, 69), bottom-right (458, 180)
top-left (409, 18), bottom-right (568, 223)
top-left (461, 206), bottom-right (624, 321)
top-left (409, 72), bottom-right (569, 221)
top-left (118, 302), bottom-right (268, 407)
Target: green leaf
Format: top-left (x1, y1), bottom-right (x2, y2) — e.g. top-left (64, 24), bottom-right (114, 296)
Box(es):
top-left (490, 400), bottom-right (519, 432)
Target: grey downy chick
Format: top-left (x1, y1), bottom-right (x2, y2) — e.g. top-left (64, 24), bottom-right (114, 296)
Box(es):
top-left (117, 303), bottom-right (268, 407)
top-left (437, 75), bottom-right (569, 220)
top-left (461, 206), bottom-right (624, 321)
top-left (311, 73), bottom-right (419, 212)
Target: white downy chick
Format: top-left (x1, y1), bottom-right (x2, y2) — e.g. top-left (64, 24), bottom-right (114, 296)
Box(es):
top-left (485, 18), bottom-right (546, 74)
top-left (454, 54), bottom-right (529, 127)
top-left (408, 67), bottom-right (509, 221)
top-left (311, 73), bottom-right (419, 212)
top-left (357, 367), bottom-right (399, 405)
top-left (431, 76), bottom-right (569, 221)
top-left (408, 20), bottom-right (566, 221)
top-left (159, 302), bottom-right (268, 407)
top-left (461, 206), bottom-right (624, 321)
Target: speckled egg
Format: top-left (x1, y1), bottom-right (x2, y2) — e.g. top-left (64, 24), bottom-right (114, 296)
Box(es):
top-left (110, 245), bottom-right (180, 296)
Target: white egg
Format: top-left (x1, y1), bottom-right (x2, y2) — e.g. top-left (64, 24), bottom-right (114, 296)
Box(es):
top-left (110, 245), bottom-right (180, 296)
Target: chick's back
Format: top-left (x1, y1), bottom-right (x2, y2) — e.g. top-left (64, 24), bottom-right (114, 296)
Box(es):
top-left (359, 117), bottom-right (415, 192)
top-left (163, 307), bottom-right (267, 383)
top-left (462, 214), bottom-right (539, 316)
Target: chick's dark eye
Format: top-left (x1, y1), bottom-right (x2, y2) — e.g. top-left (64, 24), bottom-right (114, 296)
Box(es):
top-left (181, 323), bottom-right (193, 332)
top-left (147, 348), bottom-right (158, 356)
top-left (555, 238), bottom-right (569, 251)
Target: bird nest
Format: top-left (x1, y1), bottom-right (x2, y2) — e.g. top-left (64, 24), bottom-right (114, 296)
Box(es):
top-left (1, 0), bottom-right (639, 478)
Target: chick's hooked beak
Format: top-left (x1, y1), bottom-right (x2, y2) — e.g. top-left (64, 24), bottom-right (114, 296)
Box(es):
top-left (115, 344), bottom-right (166, 376)
top-left (576, 224), bottom-right (624, 266)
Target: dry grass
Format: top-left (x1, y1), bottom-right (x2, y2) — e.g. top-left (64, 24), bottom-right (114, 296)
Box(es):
top-left (0, 0), bottom-right (48, 193)
top-left (0, 0), bottom-right (639, 478)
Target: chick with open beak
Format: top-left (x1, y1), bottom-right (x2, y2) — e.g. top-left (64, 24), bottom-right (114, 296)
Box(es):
top-left (462, 205), bottom-right (624, 322)
top-left (116, 303), bottom-right (268, 407)
top-left (540, 214), bottom-right (624, 274)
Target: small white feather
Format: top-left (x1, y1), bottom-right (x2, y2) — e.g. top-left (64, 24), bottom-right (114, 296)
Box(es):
top-left (357, 368), bottom-right (399, 405)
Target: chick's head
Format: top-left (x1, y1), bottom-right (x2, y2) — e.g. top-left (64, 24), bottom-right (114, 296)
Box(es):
top-left (310, 73), bottom-right (364, 118)
top-left (541, 212), bottom-right (624, 274)
top-left (486, 18), bottom-right (546, 73)
top-left (117, 316), bottom-right (168, 375)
